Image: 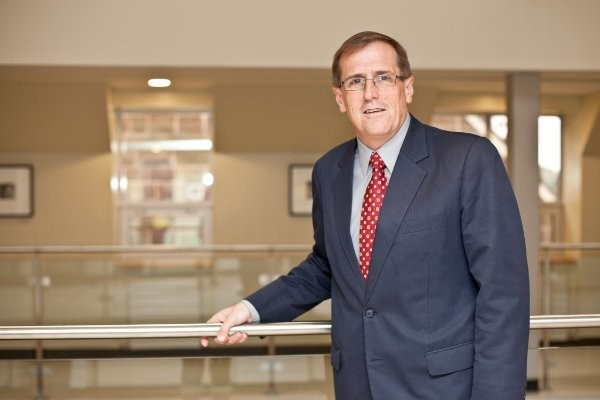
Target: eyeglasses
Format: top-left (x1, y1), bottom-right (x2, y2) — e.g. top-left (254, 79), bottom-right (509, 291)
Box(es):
top-left (338, 73), bottom-right (408, 91)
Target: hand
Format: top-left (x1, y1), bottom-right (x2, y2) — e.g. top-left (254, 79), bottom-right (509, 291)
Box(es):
top-left (200, 302), bottom-right (252, 347)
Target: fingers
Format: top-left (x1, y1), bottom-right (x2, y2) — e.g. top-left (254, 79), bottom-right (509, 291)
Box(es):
top-left (200, 307), bottom-right (231, 347)
top-left (216, 331), bottom-right (248, 345)
top-left (201, 302), bottom-right (252, 347)
top-left (215, 302), bottom-right (252, 344)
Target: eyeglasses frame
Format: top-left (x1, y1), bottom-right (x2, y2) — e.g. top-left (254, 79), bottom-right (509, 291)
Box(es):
top-left (337, 74), bottom-right (411, 91)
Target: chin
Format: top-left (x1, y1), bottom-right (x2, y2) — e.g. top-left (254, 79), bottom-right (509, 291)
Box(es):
top-left (365, 130), bottom-right (393, 138)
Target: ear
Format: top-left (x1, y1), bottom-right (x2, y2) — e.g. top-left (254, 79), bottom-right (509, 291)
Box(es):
top-left (403, 76), bottom-right (415, 104)
top-left (332, 86), bottom-right (347, 113)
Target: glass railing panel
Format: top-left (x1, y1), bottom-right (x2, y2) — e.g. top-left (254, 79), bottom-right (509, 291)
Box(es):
top-left (0, 254), bottom-right (35, 326)
top-left (531, 345), bottom-right (600, 398)
top-left (0, 245), bottom-right (328, 334)
top-left (576, 250), bottom-right (600, 340)
top-left (36, 249), bottom-right (312, 326)
top-left (0, 354), bottom-right (335, 400)
top-left (206, 251), bottom-right (286, 316)
top-left (224, 250), bottom-right (331, 349)
top-left (540, 246), bottom-right (600, 341)
top-left (30, 249), bottom-right (325, 352)
top-left (41, 252), bottom-right (126, 326)
top-left (271, 252), bottom-right (331, 350)
top-left (2, 346), bottom-right (600, 399)
top-left (0, 254), bottom-right (36, 355)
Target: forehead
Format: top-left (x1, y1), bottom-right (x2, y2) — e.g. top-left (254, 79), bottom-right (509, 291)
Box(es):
top-left (339, 41), bottom-right (397, 77)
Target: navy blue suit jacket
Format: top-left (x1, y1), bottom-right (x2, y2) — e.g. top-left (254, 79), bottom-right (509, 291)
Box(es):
top-left (247, 116), bottom-right (530, 399)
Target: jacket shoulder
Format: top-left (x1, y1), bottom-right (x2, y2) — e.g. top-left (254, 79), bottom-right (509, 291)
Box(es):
top-left (413, 118), bottom-right (498, 159)
top-left (314, 138), bottom-right (356, 169)
top-left (419, 120), bottom-right (482, 147)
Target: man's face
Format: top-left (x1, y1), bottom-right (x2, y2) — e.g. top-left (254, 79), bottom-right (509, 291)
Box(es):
top-left (333, 41), bottom-right (414, 149)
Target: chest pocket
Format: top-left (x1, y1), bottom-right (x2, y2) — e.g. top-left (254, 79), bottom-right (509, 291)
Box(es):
top-left (399, 213), bottom-right (448, 235)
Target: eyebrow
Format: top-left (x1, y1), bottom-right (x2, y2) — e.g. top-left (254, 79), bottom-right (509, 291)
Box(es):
top-left (342, 70), bottom-right (395, 80)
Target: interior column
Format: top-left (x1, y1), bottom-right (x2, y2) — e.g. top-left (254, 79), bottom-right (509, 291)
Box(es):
top-left (507, 72), bottom-right (540, 389)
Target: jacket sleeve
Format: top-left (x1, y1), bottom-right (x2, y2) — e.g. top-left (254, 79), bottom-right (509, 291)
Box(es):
top-left (461, 137), bottom-right (530, 399)
top-left (245, 162), bottom-right (332, 322)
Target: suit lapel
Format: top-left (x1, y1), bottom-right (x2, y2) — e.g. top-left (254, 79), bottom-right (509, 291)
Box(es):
top-left (332, 140), bottom-right (367, 291)
top-left (365, 118), bottom-right (430, 302)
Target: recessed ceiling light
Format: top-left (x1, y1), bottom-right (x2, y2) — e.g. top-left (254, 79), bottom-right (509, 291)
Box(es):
top-left (147, 78), bottom-right (171, 88)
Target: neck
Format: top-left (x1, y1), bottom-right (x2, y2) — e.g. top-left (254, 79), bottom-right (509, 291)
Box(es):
top-left (358, 134), bottom-right (393, 151)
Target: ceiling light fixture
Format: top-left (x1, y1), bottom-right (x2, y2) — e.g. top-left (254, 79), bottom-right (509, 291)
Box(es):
top-left (147, 78), bottom-right (171, 88)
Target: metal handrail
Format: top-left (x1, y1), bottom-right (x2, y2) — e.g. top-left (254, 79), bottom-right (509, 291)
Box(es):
top-left (0, 242), bottom-right (598, 253)
top-left (1, 315), bottom-right (599, 340)
top-left (540, 242), bottom-right (600, 250)
top-left (0, 244), bottom-right (313, 254)
top-left (530, 314), bottom-right (600, 329)
top-left (0, 321), bottom-right (332, 340)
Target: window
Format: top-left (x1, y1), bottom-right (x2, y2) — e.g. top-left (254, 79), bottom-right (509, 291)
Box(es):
top-left (112, 110), bottom-right (214, 245)
top-left (537, 116), bottom-right (562, 203)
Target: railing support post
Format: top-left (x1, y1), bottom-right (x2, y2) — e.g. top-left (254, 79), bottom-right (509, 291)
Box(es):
top-left (33, 250), bottom-right (46, 400)
top-left (541, 249), bottom-right (551, 390)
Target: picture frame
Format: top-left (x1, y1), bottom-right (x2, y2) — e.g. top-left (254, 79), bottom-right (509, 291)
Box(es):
top-left (288, 164), bottom-right (313, 216)
top-left (0, 165), bottom-right (34, 218)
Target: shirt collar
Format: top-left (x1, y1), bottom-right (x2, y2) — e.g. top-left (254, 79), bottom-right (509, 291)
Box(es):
top-left (356, 113), bottom-right (411, 176)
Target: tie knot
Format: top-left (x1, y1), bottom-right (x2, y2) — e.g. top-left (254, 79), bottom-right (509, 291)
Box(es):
top-left (369, 152), bottom-right (386, 172)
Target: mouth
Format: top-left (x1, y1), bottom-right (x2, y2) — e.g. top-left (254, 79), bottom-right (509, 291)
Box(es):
top-left (363, 108), bottom-right (385, 115)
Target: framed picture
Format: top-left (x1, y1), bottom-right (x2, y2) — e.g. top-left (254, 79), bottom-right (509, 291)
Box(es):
top-left (0, 165), bottom-right (34, 218)
top-left (288, 164), bottom-right (313, 216)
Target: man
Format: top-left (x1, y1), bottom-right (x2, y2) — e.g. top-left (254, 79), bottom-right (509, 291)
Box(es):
top-left (202, 31), bottom-right (530, 400)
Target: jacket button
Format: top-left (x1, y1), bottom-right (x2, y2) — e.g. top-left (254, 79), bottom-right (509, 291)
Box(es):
top-left (365, 308), bottom-right (374, 318)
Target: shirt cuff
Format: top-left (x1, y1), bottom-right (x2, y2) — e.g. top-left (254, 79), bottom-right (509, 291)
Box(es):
top-left (241, 299), bottom-right (260, 323)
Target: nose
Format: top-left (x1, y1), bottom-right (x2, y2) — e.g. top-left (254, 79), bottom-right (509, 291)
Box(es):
top-left (363, 79), bottom-right (379, 100)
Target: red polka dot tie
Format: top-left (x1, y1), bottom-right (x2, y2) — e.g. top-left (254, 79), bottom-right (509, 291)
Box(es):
top-left (359, 152), bottom-right (388, 280)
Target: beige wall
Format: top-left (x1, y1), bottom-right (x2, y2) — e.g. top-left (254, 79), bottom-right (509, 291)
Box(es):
top-left (214, 83), bottom-right (351, 153)
top-left (213, 152), bottom-right (321, 245)
top-left (0, 80), bottom-right (112, 245)
top-left (0, 152), bottom-right (113, 245)
top-left (582, 105), bottom-right (600, 243)
top-left (0, 81), bottom-right (110, 153)
top-left (561, 94), bottom-right (600, 243)
top-left (211, 81), bottom-right (349, 244)
top-left (582, 156), bottom-right (600, 242)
